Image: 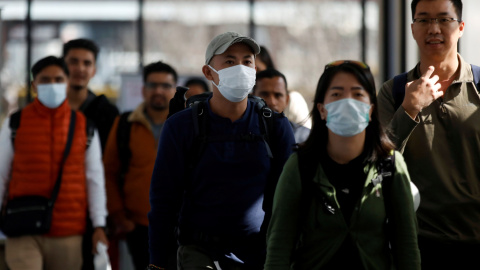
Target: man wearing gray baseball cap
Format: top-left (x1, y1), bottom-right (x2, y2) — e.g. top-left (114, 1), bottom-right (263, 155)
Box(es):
top-left (147, 32), bottom-right (295, 270)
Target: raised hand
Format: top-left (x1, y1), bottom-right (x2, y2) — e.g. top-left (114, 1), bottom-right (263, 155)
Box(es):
top-left (402, 66), bottom-right (443, 119)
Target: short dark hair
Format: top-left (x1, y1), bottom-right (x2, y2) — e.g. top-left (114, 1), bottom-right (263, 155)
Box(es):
top-left (185, 77), bottom-right (210, 92)
top-left (31, 56), bottom-right (69, 79)
top-left (257, 46), bottom-right (275, 70)
top-left (143, 61), bottom-right (178, 83)
top-left (411, 0), bottom-right (463, 21)
top-left (299, 61), bottom-right (394, 164)
top-left (63, 38), bottom-right (100, 60)
top-left (253, 68), bottom-right (288, 95)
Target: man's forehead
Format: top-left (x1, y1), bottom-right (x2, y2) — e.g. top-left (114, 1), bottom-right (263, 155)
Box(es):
top-left (35, 66), bottom-right (67, 79)
top-left (415, 0), bottom-right (455, 15)
top-left (65, 48), bottom-right (95, 60)
top-left (257, 77), bottom-right (287, 91)
top-left (220, 43), bottom-right (255, 57)
top-left (146, 72), bottom-right (175, 82)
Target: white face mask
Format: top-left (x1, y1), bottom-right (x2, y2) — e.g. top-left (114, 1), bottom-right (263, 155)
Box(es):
top-left (37, 83), bottom-right (67, 109)
top-left (325, 98), bottom-right (371, 137)
top-left (209, 65), bottom-right (256, 102)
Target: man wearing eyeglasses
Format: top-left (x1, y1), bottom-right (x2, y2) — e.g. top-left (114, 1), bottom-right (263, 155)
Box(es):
top-left (377, 1), bottom-right (480, 269)
top-left (103, 61), bottom-right (177, 270)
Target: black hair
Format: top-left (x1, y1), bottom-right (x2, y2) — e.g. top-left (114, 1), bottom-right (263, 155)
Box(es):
top-left (63, 38), bottom-right (100, 60)
top-left (411, 0), bottom-right (463, 21)
top-left (257, 46), bottom-right (275, 70)
top-left (143, 61), bottom-right (178, 83)
top-left (31, 56), bottom-right (69, 79)
top-left (298, 61), bottom-right (395, 164)
top-left (185, 77), bottom-right (209, 92)
top-left (252, 68), bottom-right (288, 95)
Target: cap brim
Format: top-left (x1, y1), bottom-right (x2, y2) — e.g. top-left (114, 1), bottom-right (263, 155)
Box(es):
top-left (216, 37), bottom-right (260, 55)
top-left (207, 37), bottom-right (261, 64)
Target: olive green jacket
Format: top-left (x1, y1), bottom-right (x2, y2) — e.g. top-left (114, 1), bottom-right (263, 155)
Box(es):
top-left (265, 152), bottom-right (420, 270)
top-left (377, 54), bottom-right (480, 243)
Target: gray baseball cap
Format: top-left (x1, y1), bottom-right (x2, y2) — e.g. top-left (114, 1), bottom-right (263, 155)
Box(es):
top-left (205, 32), bottom-right (261, 65)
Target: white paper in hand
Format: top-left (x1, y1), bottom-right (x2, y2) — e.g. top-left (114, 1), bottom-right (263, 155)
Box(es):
top-left (94, 242), bottom-right (112, 270)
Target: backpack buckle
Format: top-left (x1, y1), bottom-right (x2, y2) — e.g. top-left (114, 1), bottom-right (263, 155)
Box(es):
top-left (262, 107), bottom-right (273, 118)
top-left (372, 174), bottom-right (383, 186)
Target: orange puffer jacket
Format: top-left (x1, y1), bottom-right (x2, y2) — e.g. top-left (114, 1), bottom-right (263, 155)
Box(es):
top-left (9, 98), bottom-right (88, 237)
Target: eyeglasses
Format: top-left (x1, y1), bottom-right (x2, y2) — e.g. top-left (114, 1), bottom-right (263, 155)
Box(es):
top-left (324, 60), bottom-right (370, 71)
top-left (145, 82), bottom-right (174, 90)
top-left (412, 17), bottom-right (460, 26)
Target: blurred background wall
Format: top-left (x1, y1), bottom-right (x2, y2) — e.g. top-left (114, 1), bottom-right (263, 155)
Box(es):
top-left (0, 0), bottom-right (479, 123)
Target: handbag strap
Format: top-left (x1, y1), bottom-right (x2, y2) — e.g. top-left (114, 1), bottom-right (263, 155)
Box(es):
top-left (48, 110), bottom-right (76, 207)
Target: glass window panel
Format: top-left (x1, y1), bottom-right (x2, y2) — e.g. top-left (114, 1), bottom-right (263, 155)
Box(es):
top-left (0, 0), bottom-right (381, 122)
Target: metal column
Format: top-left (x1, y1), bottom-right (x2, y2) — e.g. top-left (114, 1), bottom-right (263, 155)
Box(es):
top-left (249, 0), bottom-right (255, 39)
top-left (361, 0), bottom-right (367, 62)
top-left (400, 0), bottom-right (407, 72)
top-left (381, 0), bottom-right (407, 83)
top-left (0, 8), bottom-right (3, 116)
top-left (26, 0), bottom-right (32, 104)
top-left (137, 0), bottom-right (144, 71)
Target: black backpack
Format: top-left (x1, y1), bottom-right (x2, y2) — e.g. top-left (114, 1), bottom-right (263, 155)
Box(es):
top-left (116, 111), bottom-right (133, 188)
top-left (392, 64), bottom-right (480, 110)
top-left (9, 109), bottom-right (95, 148)
top-left (116, 92), bottom-right (277, 186)
top-left (184, 93), bottom-right (275, 174)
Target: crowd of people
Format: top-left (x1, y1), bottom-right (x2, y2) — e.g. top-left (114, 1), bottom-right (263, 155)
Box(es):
top-left (0, 0), bottom-right (479, 270)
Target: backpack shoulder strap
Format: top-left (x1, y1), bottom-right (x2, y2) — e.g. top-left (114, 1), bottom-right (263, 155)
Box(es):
top-left (471, 64), bottom-right (480, 92)
top-left (373, 151), bottom-right (396, 191)
top-left (167, 86), bottom-right (189, 119)
top-left (182, 101), bottom-right (208, 195)
top-left (392, 72), bottom-right (408, 111)
top-left (117, 111), bottom-right (133, 182)
top-left (297, 150), bottom-right (335, 231)
top-left (377, 151), bottom-right (396, 257)
top-left (9, 110), bottom-right (22, 146)
top-left (298, 150), bottom-right (317, 195)
top-left (188, 101), bottom-right (208, 171)
top-left (250, 95), bottom-right (274, 159)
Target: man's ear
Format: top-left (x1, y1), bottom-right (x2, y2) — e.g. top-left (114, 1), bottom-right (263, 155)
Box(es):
top-left (31, 81), bottom-right (38, 95)
top-left (458, 20), bottom-right (465, 38)
top-left (202, 65), bottom-right (213, 81)
top-left (142, 86), bottom-right (147, 100)
top-left (286, 91), bottom-right (290, 105)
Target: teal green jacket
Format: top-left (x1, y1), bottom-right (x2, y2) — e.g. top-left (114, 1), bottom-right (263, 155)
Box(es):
top-left (265, 152), bottom-right (420, 270)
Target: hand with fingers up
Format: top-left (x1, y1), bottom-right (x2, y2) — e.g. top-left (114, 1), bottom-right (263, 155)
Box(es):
top-left (402, 66), bottom-right (443, 119)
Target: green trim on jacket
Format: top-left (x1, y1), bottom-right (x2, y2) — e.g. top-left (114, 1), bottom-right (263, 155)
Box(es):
top-left (265, 152), bottom-right (420, 270)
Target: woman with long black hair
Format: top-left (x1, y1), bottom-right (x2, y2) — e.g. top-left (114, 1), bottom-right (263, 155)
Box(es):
top-left (264, 61), bottom-right (420, 270)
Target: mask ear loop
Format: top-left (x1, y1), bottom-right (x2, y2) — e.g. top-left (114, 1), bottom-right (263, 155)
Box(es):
top-left (208, 65), bottom-right (221, 88)
top-left (208, 65), bottom-right (219, 74)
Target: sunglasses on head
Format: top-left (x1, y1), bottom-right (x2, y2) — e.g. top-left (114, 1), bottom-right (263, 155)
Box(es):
top-left (324, 60), bottom-right (370, 71)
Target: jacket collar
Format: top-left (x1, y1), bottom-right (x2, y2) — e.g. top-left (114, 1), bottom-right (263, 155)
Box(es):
top-left (314, 159), bottom-right (376, 188)
top-left (128, 102), bottom-right (152, 131)
top-left (454, 54), bottom-right (474, 84)
top-left (413, 53), bottom-right (473, 83)
top-left (32, 98), bottom-right (71, 117)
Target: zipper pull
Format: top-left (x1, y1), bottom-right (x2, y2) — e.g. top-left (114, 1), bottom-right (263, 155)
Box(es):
top-left (440, 102), bottom-right (447, 114)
